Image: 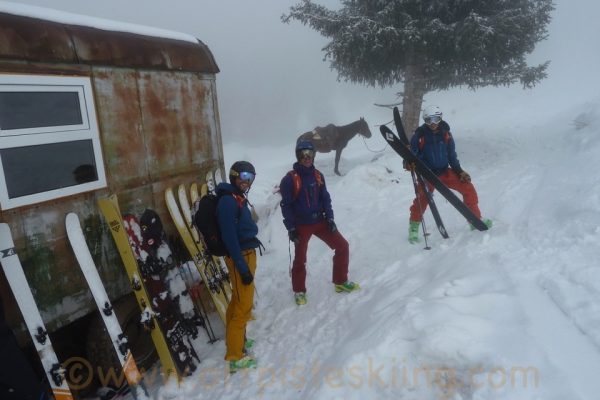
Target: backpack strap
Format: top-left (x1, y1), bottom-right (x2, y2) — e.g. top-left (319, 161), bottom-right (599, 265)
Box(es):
top-left (418, 134), bottom-right (426, 150)
top-left (444, 131), bottom-right (452, 144)
top-left (288, 170), bottom-right (302, 200)
top-left (314, 169), bottom-right (323, 187)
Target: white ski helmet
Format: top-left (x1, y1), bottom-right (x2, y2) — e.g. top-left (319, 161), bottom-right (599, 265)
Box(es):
top-left (422, 105), bottom-right (443, 124)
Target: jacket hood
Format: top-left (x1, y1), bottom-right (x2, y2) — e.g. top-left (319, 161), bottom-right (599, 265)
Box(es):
top-left (216, 182), bottom-right (242, 196)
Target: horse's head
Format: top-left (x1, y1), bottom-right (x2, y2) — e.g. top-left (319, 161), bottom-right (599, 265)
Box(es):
top-left (358, 117), bottom-right (372, 138)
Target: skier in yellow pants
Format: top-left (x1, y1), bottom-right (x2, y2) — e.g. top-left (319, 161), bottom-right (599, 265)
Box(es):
top-left (217, 161), bottom-right (262, 373)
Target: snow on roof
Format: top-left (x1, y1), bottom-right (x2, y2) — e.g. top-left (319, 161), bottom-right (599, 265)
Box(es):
top-left (0, 0), bottom-right (198, 44)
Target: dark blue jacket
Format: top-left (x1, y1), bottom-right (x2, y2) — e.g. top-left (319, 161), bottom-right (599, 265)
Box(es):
top-left (216, 182), bottom-right (259, 274)
top-left (280, 162), bottom-right (333, 231)
top-left (410, 120), bottom-right (463, 176)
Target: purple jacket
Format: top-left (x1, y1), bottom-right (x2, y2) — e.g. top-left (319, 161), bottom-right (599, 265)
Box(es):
top-left (280, 163), bottom-right (333, 231)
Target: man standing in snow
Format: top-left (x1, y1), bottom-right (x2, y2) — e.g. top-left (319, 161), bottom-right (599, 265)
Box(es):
top-left (406, 105), bottom-right (492, 243)
top-left (280, 140), bottom-right (359, 306)
top-left (217, 161), bottom-right (262, 373)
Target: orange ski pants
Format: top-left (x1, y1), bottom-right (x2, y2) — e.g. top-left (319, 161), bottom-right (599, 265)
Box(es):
top-left (223, 249), bottom-right (256, 361)
top-left (409, 168), bottom-right (481, 222)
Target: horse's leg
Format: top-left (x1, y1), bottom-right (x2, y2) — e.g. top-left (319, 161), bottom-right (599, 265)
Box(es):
top-left (334, 148), bottom-right (342, 176)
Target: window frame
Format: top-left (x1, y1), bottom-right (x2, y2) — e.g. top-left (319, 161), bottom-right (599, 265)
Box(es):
top-left (0, 74), bottom-right (106, 210)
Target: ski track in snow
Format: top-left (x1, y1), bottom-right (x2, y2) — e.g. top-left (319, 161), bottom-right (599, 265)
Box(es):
top-left (99, 102), bottom-right (600, 400)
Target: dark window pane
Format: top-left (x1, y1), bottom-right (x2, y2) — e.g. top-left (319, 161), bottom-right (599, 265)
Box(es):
top-left (1, 140), bottom-right (98, 198)
top-left (0, 92), bottom-right (83, 130)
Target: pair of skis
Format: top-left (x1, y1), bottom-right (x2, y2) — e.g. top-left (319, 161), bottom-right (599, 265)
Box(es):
top-left (380, 107), bottom-right (489, 244)
top-left (98, 195), bottom-right (193, 384)
top-left (165, 170), bottom-right (232, 325)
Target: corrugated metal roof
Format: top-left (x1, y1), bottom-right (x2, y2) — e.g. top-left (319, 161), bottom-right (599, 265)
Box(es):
top-left (0, 11), bottom-right (219, 73)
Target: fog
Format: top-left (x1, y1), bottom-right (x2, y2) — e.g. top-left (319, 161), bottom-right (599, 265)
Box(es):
top-left (7, 0), bottom-right (600, 144)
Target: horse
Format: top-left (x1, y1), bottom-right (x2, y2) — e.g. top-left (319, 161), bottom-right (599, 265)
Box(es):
top-left (296, 117), bottom-right (372, 176)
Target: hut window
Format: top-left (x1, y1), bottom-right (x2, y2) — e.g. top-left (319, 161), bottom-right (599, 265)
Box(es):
top-left (0, 75), bottom-right (106, 210)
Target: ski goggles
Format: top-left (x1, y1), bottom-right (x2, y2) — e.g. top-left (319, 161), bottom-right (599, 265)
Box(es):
top-left (424, 115), bottom-right (442, 125)
top-left (237, 171), bottom-right (255, 183)
top-left (298, 149), bottom-right (315, 159)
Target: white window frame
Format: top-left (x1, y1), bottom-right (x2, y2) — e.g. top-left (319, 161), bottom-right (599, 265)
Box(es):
top-left (0, 74), bottom-right (106, 210)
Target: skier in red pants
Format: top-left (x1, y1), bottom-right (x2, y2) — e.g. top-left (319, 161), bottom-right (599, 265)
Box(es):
top-left (280, 141), bottom-right (359, 305)
top-left (407, 105), bottom-right (492, 243)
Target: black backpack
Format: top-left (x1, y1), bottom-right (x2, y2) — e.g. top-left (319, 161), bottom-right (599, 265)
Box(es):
top-left (193, 193), bottom-right (241, 256)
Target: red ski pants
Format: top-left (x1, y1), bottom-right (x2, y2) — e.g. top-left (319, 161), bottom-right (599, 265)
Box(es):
top-left (292, 220), bottom-right (349, 293)
top-left (409, 169), bottom-right (481, 222)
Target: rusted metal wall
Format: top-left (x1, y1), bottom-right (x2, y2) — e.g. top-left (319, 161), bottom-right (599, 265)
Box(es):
top-left (0, 11), bottom-right (224, 337)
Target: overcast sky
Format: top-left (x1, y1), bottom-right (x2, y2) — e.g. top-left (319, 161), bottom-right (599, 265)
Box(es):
top-left (5, 0), bottom-right (600, 144)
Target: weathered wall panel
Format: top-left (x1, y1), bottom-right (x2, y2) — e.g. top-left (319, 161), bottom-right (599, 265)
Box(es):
top-left (137, 71), bottom-right (214, 179)
top-left (92, 67), bottom-right (149, 191)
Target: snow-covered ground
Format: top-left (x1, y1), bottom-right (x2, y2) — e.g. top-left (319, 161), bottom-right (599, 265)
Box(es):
top-left (134, 96), bottom-right (600, 400)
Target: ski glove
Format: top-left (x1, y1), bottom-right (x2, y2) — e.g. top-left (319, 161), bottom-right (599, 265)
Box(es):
top-left (288, 229), bottom-right (299, 244)
top-left (459, 171), bottom-right (471, 183)
top-left (403, 160), bottom-right (416, 172)
top-left (240, 270), bottom-right (254, 285)
top-left (327, 219), bottom-right (337, 233)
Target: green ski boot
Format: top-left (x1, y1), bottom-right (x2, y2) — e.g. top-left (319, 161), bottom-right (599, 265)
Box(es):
top-left (244, 338), bottom-right (255, 351)
top-left (334, 281), bottom-right (360, 293)
top-left (294, 292), bottom-right (307, 306)
top-left (229, 356), bottom-right (257, 374)
top-left (470, 218), bottom-right (493, 230)
top-left (408, 221), bottom-right (421, 244)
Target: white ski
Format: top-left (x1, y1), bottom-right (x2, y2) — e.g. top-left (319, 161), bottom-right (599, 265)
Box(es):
top-left (206, 170), bottom-right (216, 195)
top-left (213, 168), bottom-right (224, 186)
top-left (65, 213), bottom-right (148, 399)
top-left (178, 184), bottom-right (200, 243)
top-left (0, 223), bottom-right (74, 400)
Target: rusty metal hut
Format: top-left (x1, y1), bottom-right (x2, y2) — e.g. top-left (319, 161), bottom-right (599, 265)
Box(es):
top-left (0, 3), bottom-right (224, 375)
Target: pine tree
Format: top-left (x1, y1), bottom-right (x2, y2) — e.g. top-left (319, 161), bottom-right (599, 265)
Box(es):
top-left (283, 0), bottom-right (554, 134)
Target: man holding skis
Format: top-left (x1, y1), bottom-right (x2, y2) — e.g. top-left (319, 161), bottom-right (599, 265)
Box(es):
top-left (280, 140), bottom-right (359, 306)
top-left (406, 105), bottom-right (492, 243)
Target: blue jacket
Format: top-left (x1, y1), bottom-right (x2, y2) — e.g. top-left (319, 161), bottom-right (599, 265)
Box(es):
top-left (280, 162), bottom-right (333, 231)
top-left (216, 182), bottom-right (259, 274)
top-left (410, 120), bottom-right (463, 176)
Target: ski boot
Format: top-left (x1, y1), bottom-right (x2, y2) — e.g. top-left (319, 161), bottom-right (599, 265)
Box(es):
top-left (334, 281), bottom-right (360, 293)
top-left (408, 221), bottom-right (421, 244)
top-left (470, 218), bottom-right (493, 230)
top-left (229, 356), bottom-right (257, 374)
top-left (294, 292), bottom-right (307, 306)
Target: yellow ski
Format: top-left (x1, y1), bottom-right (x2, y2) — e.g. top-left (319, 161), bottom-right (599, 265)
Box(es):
top-left (98, 195), bottom-right (180, 382)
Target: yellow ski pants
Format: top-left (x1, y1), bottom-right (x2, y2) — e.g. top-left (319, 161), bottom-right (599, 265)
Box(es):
top-left (224, 249), bottom-right (256, 361)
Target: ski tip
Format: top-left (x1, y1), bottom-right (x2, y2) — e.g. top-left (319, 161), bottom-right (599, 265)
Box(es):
top-left (0, 222), bottom-right (9, 236)
top-left (65, 212), bottom-right (79, 226)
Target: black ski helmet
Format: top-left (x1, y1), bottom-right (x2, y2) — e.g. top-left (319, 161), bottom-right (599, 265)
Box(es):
top-left (295, 140), bottom-right (315, 160)
top-left (229, 161), bottom-right (256, 184)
